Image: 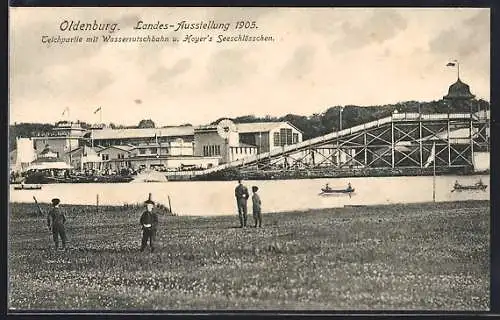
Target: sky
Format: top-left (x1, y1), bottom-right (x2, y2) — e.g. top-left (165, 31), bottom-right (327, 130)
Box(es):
top-left (9, 7), bottom-right (490, 127)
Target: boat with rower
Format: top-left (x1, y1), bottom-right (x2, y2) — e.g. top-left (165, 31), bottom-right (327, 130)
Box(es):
top-left (319, 183), bottom-right (355, 197)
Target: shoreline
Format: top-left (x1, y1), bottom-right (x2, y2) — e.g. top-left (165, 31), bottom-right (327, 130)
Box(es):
top-left (9, 199), bottom-right (490, 218)
top-left (11, 169), bottom-right (490, 184)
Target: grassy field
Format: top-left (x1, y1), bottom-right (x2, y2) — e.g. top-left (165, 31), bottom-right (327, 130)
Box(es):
top-left (8, 200), bottom-right (489, 311)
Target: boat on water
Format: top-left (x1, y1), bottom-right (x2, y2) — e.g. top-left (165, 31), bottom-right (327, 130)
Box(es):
top-left (452, 180), bottom-right (488, 192)
top-left (131, 169), bottom-right (168, 183)
top-left (320, 187), bottom-right (355, 194)
top-left (319, 183), bottom-right (355, 197)
top-left (13, 184), bottom-right (42, 190)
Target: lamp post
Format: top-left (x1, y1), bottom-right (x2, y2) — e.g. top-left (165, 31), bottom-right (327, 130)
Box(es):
top-left (336, 107), bottom-right (345, 167)
top-left (339, 107), bottom-right (344, 131)
top-left (259, 132), bottom-right (262, 154)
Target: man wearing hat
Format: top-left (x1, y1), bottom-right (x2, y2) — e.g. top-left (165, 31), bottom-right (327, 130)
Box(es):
top-left (46, 198), bottom-right (68, 250)
top-left (234, 178), bottom-right (249, 228)
top-left (140, 196), bottom-right (159, 252)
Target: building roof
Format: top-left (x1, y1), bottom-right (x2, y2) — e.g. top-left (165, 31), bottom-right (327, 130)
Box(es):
top-left (105, 145), bottom-right (137, 152)
top-left (91, 127), bottom-right (194, 140)
top-left (27, 162), bottom-right (73, 170)
top-left (97, 145), bottom-right (135, 153)
top-left (67, 145), bottom-right (105, 155)
top-left (443, 78), bottom-right (475, 100)
top-left (32, 157), bottom-right (65, 164)
top-left (236, 122), bottom-right (303, 134)
top-left (194, 125), bottom-right (218, 132)
top-left (88, 122), bottom-right (303, 140)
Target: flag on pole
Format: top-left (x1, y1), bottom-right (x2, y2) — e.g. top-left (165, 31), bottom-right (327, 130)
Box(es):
top-left (446, 62), bottom-right (456, 67)
top-left (94, 107), bottom-right (102, 114)
top-left (424, 143), bottom-right (436, 168)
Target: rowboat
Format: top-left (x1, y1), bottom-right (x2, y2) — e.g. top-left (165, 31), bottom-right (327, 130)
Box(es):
top-left (14, 184), bottom-right (42, 190)
top-left (321, 187), bottom-right (355, 194)
top-left (452, 181), bottom-right (488, 192)
top-left (319, 185), bottom-right (355, 197)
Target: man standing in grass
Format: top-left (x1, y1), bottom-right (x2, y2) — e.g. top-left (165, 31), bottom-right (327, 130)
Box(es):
top-left (235, 179), bottom-right (249, 228)
top-left (47, 198), bottom-right (68, 250)
top-left (140, 197), bottom-right (159, 253)
top-left (252, 186), bottom-right (262, 228)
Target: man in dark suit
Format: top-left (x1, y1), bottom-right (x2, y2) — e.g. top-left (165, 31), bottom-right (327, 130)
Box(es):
top-left (47, 198), bottom-right (68, 250)
top-left (140, 198), bottom-right (159, 252)
top-left (234, 179), bottom-right (249, 228)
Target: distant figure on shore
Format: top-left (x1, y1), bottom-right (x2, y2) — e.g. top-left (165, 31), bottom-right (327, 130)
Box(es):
top-left (252, 186), bottom-right (262, 228)
top-left (347, 182), bottom-right (352, 191)
top-left (46, 198), bottom-right (68, 250)
top-left (324, 183), bottom-right (332, 192)
top-left (235, 179), bottom-right (249, 228)
top-left (140, 197), bottom-right (159, 253)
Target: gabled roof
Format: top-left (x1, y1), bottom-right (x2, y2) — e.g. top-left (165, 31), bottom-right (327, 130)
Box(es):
top-left (67, 145), bottom-right (105, 155)
top-left (99, 145), bottom-right (136, 153)
top-left (113, 145), bottom-right (136, 152)
top-left (91, 127), bottom-right (194, 140)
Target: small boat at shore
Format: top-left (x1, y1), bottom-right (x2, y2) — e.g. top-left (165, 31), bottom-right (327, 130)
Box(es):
top-left (14, 184), bottom-right (42, 190)
top-left (452, 180), bottom-right (488, 192)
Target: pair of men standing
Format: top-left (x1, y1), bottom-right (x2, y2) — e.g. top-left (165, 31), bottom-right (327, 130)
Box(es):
top-left (234, 179), bottom-right (262, 228)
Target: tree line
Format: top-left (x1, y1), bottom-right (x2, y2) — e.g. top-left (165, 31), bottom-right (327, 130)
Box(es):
top-left (9, 99), bottom-right (489, 151)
